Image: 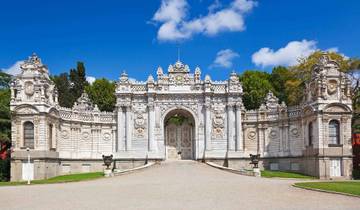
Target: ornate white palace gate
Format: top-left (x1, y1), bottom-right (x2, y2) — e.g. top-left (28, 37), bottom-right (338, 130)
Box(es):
top-left (115, 60), bottom-right (243, 160)
top-left (10, 54), bottom-right (354, 181)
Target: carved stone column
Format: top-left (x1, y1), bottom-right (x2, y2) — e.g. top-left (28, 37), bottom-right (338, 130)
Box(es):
top-left (258, 124), bottom-right (264, 155)
top-left (235, 104), bottom-right (242, 151)
top-left (125, 106), bottom-right (132, 150)
top-left (227, 104), bottom-right (235, 150)
top-left (51, 124), bottom-right (56, 149)
top-left (148, 104), bottom-right (155, 151)
top-left (117, 106), bottom-right (124, 151)
top-left (205, 104), bottom-right (211, 150)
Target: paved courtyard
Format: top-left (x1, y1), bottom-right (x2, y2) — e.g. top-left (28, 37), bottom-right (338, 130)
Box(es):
top-left (1, 161), bottom-right (359, 210)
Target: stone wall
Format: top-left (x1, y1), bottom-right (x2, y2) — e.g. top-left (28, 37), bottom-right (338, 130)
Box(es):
top-left (9, 54), bottom-right (354, 181)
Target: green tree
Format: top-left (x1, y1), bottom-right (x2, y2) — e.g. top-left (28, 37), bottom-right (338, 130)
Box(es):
top-left (0, 71), bottom-right (12, 89)
top-left (52, 62), bottom-right (89, 108)
top-left (239, 70), bottom-right (274, 110)
top-left (270, 66), bottom-right (294, 104)
top-left (0, 89), bottom-right (11, 143)
top-left (52, 73), bottom-right (73, 108)
top-left (0, 71), bottom-right (11, 143)
top-left (294, 51), bottom-right (350, 81)
top-left (85, 78), bottom-right (116, 112)
top-left (69, 62), bottom-right (89, 102)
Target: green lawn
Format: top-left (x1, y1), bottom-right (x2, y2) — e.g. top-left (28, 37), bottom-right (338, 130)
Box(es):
top-left (0, 172), bottom-right (103, 186)
top-left (261, 170), bottom-right (315, 179)
top-left (294, 181), bottom-right (360, 196)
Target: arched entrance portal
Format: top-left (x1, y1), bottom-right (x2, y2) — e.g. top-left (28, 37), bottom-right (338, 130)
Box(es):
top-left (164, 109), bottom-right (195, 160)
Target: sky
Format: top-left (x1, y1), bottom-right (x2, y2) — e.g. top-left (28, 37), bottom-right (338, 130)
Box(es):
top-left (0, 0), bottom-right (359, 82)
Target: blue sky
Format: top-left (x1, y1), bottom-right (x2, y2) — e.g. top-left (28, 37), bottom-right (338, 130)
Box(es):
top-left (0, 0), bottom-right (359, 82)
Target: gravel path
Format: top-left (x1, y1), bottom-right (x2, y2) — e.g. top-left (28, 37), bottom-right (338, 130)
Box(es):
top-left (1, 161), bottom-right (359, 210)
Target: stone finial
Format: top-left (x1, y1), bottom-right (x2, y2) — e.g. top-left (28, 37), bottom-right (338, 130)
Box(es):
top-left (73, 92), bottom-right (95, 111)
top-left (157, 66), bottom-right (163, 76)
top-left (312, 53), bottom-right (340, 74)
top-left (94, 104), bottom-right (100, 112)
top-left (168, 60), bottom-right (190, 74)
top-left (120, 71), bottom-right (129, 82)
top-left (265, 91), bottom-right (280, 110)
top-left (147, 74), bottom-right (154, 83)
top-left (195, 66), bottom-right (201, 75)
top-left (229, 71), bottom-right (239, 82)
top-left (319, 54), bottom-right (330, 66)
top-left (20, 53), bottom-right (49, 75)
top-left (205, 74), bottom-right (211, 83)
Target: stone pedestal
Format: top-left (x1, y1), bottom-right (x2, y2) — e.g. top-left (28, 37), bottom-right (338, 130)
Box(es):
top-left (104, 169), bottom-right (113, 177)
top-left (253, 168), bottom-right (261, 177)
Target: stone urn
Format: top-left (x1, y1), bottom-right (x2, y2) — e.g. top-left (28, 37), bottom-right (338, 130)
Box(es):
top-left (102, 154), bottom-right (113, 177)
top-left (249, 154), bottom-right (261, 177)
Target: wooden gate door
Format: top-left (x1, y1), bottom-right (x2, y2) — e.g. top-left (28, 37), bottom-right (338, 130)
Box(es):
top-left (166, 121), bottom-right (193, 160)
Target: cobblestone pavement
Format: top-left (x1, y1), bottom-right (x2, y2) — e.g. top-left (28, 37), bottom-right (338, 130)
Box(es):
top-left (1, 161), bottom-right (359, 210)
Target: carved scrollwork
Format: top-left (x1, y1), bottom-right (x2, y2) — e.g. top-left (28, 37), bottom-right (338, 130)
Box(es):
top-left (290, 128), bottom-right (300, 137)
top-left (212, 107), bottom-right (225, 138)
top-left (24, 81), bottom-right (34, 96)
top-left (103, 133), bottom-right (111, 141)
top-left (327, 80), bottom-right (338, 95)
top-left (82, 132), bottom-right (90, 140)
top-left (269, 129), bottom-right (278, 139)
top-left (247, 130), bottom-right (257, 140)
top-left (61, 130), bottom-right (69, 139)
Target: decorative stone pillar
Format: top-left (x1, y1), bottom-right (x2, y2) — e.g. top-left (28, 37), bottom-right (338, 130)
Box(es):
top-left (148, 104), bottom-right (155, 151)
top-left (227, 104), bottom-right (235, 150)
top-left (117, 106), bottom-right (124, 151)
top-left (235, 104), bottom-right (242, 151)
top-left (51, 124), bottom-right (56, 149)
top-left (125, 106), bottom-right (132, 150)
top-left (205, 104), bottom-right (211, 151)
top-left (258, 124), bottom-right (264, 155)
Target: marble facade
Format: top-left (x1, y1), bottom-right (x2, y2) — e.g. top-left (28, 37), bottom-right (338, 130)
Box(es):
top-left (10, 53), bottom-right (353, 181)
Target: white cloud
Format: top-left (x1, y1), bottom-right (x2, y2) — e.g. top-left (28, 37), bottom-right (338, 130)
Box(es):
top-left (2, 60), bottom-right (23, 76)
top-left (152, 0), bottom-right (257, 42)
top-left (211, 49), bottom-right (239, 68)
top-left (208, 0), bottom-right (222, 13)
top-left (252, 40), bottom-right (347, 67)
top-left (86, 76), bottom-right (96, 84)
top-left (252, 40), bottom-right (319, 67)
top-left (153, 0), bottom-right (188, 23)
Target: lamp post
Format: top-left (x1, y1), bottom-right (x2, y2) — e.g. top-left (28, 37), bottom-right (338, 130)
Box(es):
top-left (26, 147), bottom-right (31, 185)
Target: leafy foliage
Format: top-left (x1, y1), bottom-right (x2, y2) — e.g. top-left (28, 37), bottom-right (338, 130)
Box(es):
top-left (239, 70), bottom-right (274, 110)
top-left (52, 73), bottom-right (73, 108)
top-left (294, 51), bottom-right (350, 81)
top-left (69, 62), bottom-right (88, 102)
top-left (0, 72), bottom-right (11, 143)
top-left (270, 66), bottom-right (302, 105)
top-left (0, 71), bottom-right (11, 181)
top-left (0, 71), bottom-right (12, 89)
top-left (52, 62), bottom-right (89, 108)
top-left (166, 115), bottom-right (189, 126)
top-left (85, 78), bottom-right (116, 112)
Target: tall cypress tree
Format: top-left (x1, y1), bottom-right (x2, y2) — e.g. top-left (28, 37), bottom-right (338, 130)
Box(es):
top-left (69, 62), bottom-right (88, 103)
top-left (53, 62), bottom-right (89, 108)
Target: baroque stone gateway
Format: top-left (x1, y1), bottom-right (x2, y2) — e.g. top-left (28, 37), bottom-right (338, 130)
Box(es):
top-left (10, 54), bottom-right (353, 181)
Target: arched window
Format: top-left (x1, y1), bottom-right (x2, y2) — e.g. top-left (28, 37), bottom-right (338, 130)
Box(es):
top-left (329, 120), bottom-right (340, 145)
top-left (308, 122), bottom-right (313, 146)
top-left (23, 121), bottom-right (34, 149)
